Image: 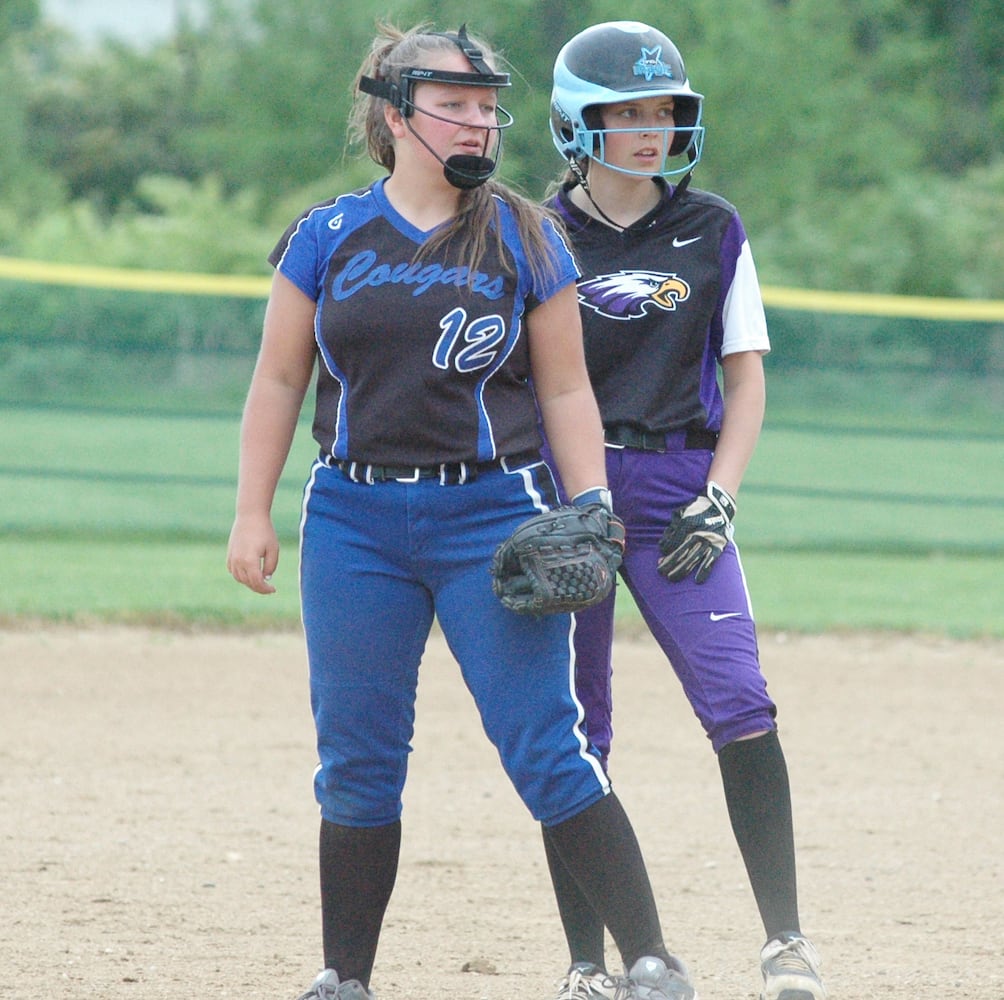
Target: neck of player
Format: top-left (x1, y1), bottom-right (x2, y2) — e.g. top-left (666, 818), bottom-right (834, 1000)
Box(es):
top-left (571, 168), bottom-right (662, 231)
top-left (384, 171), bottom-right (463, 231)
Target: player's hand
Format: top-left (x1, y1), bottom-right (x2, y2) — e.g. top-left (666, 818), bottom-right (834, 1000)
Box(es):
top-left (657, 482), bottom-right (736, 584)
top-left (227, 513), bottom-right (280, 594)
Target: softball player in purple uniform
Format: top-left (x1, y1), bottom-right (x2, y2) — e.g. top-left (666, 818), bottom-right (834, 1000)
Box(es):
top-left (540, 22), bottom-right (826, 1000)
top-left (227, 22), bottom-right (694, 1000)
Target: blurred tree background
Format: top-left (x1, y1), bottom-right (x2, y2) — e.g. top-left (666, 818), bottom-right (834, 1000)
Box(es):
top-left (2, 0), bottom-right (1002, 296)
top-left (2, 1), bottom-right (1001, 632)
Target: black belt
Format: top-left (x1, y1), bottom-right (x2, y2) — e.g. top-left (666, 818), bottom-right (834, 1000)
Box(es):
top-left (604, 426), bottom-right (718, 452)
top-left (333, 450), bottom-right (540, 485)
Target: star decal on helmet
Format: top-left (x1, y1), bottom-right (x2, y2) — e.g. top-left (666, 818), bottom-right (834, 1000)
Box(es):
top-left (633, 46), bottom-right (675, 82)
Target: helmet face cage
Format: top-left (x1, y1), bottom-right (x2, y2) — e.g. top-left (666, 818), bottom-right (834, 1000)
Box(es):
top-left (392, 69), bottom-right (514, 173)
top-left (358, 25), bottom-right (514, 187)
top-left (550, 21), bottom-right (705, 179)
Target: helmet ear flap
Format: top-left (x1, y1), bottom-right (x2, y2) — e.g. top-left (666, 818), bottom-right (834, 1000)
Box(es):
top-left (668, 96), bottom-right (700, 156)
top-left (549, 101), bottom-right (605, 160)
top-left (549, 100), bottom-right (580, 158)
top-left (582, 106), bottom-right (604, 131)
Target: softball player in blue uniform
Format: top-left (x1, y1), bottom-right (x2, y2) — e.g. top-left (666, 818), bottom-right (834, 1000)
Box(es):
top-left (539, 22), bottom-right (827, 1000)
top-left (227, 22), bottom-right (693, 1000)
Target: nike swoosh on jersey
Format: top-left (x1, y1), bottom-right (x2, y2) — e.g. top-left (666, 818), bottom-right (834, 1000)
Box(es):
top-left (709, 611), bottom-right (742, 621)
top-left (672, 236), bottom-right (702, 247)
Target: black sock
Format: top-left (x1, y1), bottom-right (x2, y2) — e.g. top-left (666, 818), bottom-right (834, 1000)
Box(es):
top-left (718, 730), bottom-right (800, 938)
top-left (544, 792), bottom-right (669, 971)
top-left (319, 818), bottom-right (401, 987)
top-left (542, 824), bottom-right (606, 968)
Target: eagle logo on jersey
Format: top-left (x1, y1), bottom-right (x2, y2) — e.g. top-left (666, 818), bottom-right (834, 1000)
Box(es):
top-left (633, 46), bottom-right (675, 82)
top-left (577, 270), bottom-right (691, 320)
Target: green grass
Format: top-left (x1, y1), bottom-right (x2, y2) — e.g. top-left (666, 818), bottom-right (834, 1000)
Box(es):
top-left (0, 537), bottom-right (300, 629)
top-left (1, 404), bottom-right (1002, 638)
top-left (2, 537), bottom-right (999, 639)
top-left (742, 423), bottom-right (1004, 554)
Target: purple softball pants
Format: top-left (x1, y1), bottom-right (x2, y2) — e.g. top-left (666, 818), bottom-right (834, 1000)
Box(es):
top-left (572, 444), bottom-right (778, 762)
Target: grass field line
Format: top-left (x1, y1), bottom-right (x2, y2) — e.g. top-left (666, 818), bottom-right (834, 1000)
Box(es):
top-left (3, 463), bottom-right (998, 510)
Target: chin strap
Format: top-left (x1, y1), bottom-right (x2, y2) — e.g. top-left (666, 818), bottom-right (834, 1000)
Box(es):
top-left (567, 157), bottom-right (626, 230)
top-left (669, 146), bottom-right (699, 200)
top-left (442, 154), bottom-right (497, 189)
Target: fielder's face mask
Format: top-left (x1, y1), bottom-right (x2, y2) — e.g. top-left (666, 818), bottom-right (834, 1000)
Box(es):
top-left (359, 24), bottom-right (513, 189)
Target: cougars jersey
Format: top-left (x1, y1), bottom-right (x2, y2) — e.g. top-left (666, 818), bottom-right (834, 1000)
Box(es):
top-left (548, 179), bottom-right (770, 435)
top-left (269, 178), bottom-right (579, 466)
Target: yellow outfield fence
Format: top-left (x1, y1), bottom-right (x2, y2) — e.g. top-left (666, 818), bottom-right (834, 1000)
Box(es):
top-left (0, 255), bottom-right (272, 299)
top-left (2, 254), bottom-right (1004, 321)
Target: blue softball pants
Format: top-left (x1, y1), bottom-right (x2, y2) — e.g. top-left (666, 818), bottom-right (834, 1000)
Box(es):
top-left (298, 456), bottom-right (611, 829)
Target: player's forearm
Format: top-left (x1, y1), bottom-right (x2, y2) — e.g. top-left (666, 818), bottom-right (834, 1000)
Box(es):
top-left (234, 377), bottom-right (307, 516)
top-left (711, 353), bottom-right (766, 496)
top-left (709, 405), bottom-right (762, 496)
top-left (538, 386), bottom-right (608, 499)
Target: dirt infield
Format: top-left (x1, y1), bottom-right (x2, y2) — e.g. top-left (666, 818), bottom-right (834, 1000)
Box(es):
top-left (2, 626), bottom-right (1002, 1000)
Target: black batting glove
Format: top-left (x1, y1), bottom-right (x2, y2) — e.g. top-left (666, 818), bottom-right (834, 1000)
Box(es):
top-left (657, 481), bottom-right (737, 584)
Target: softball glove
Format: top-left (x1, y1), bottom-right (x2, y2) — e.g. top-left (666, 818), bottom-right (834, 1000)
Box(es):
top-left (491, 504), bottom-right (625, 616)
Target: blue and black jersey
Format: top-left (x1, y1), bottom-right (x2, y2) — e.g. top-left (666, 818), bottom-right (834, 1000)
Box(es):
top-left (270, 178), bottom-right (579, 467)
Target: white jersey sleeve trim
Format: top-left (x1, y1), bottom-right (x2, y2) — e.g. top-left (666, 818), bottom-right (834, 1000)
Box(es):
top-left (721, 239), bottom-right (771, 357)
